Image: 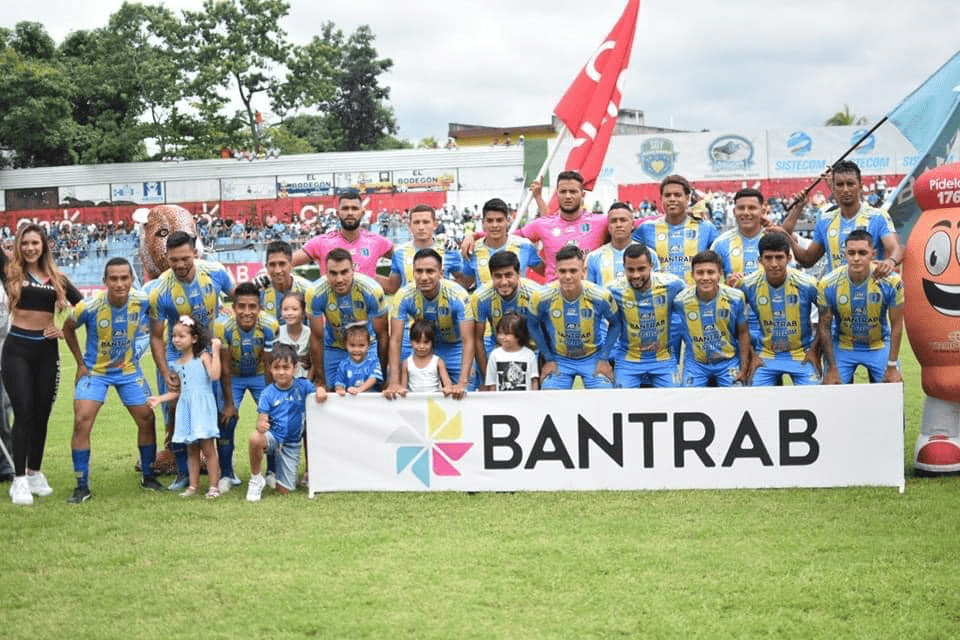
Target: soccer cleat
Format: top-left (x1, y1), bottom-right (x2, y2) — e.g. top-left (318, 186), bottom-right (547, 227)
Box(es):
top-left (67, 486), bottom-right (92, 504)
top-left (264, 471), bottom-right (277, 489)
top-left (27, 471), bottom-right (53, 496)
top-left (10, 476), bottom-right (33, 505)
top-left (218, 476), bottom-right (232, 495)
top-left (140, 477), bottom-right (164, 492)
top-left (246, 474), bottom-right (266, 502)
top-left (167, 474), bottom-right (189, 492)
top-left (229, 473), bottom-right (242, 486)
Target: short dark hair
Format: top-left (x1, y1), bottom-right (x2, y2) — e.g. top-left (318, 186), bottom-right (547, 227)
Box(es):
top-left (482, 198), bottom-right (510, 218)
top-left (409, 319), bottom-right (436, 344)
top-left (623, 243), bottom-right (652, 262)
top-left (660, 175), bottom-right (691, 196)
top-left (488, 250), bottom-right (520, 275)
top-left (326, 247), bottom-right (353, 264)
top-left (166, 230), bottom-right (195, 251)
top-left (413, 247), bottom-right (442, 267)
top-left (691, 250), bottom-right (723, 271)
top-left (495, 312), bottom-right (530, 345)
top-left (234, 281), bottom-right (261, 301)
top-left (845, 229), bottom-right (874, 246)
top-left (758, 231), bottom-right (791, 256)
top-left (608, 202), bottom-right (633, 215)
top-left (555, 245), bottom-right (585, 263)
top-left (266, 240), bottom-right (293, 259)
top-left (345, 323), bottom-right (371, 343)
top-left (557, 170), bottom-right (584, 186)
top-left (338, 189), bottom-right (362, 203)
top-left (410, 203), bottom-right (437, 220)
top-left (734, 188), bottom-right (764, 205)
top-left (832, 159), bottom-right (861, 181)
top-left (271, 343), bottom-right (299, 365)
top-left (103, 257), bottom-right (133, 279)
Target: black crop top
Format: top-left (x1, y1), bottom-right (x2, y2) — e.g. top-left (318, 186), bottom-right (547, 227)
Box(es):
top-left (0, 251), bottom-right (83, 312)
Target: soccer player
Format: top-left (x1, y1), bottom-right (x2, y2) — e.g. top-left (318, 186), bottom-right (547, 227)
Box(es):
top-left (293, 189), bottom-right (393, 287)
top-left (383, 203), bottom-right (462, 294)
top-left (739, 232), bottom-right (820, 386)
top-left (384, 248), bottom-right (474, 399)
top-left (471, 251), bottom-right (546, 379)
top-left (586, 202), bottom-right (660, 286)
top-left (632, 175), bottom-right (719, 284)
top-left (778, 160), bottom-right (902, 276)
top-left (307, 248), bottom-right (389, 389)
top-left (536, 245), bottom-right (619, 389)
top-left (818, 229), bottom-right (904, 384)
top-left (149, 231), bottom-right (235, 490)
top-left (63, 258), bottom-right (161, 503)
top-left (460, 197), bottom-right (542, 290)
top-left (673, 251), bottom-right (751, 387)
top-left (259, 240), bottom-right (312, 325)
top-left (711, 188), bottom-right (767, 287)
top-left (215, 282), bottom-right (279, 493)
top-left (606, 244), bottom-right (684, 388)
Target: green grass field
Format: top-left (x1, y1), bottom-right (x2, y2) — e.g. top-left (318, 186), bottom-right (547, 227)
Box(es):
top-left (2, 341), bottom-right (959, 640)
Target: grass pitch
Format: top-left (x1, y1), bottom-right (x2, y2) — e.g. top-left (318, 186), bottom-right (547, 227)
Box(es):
top-left (1, 343), bottom-right (958, 640)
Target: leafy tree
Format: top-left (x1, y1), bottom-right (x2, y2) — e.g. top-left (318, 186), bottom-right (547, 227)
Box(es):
top-left (825, 104), bottom-right (868, 127)
top-left (419, 136), bottom-right (439, 149)
top-left (11, 21), bottom-right (56, 60)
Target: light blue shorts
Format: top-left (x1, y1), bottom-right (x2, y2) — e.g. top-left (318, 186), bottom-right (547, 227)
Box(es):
top-left (264, 431), bottom-right (301, 491)
top-left (615, 359), bottom-right (679, 388)
top-left (541, 354), bottom-right (614, 390)
top-left (75, 371), bottom-right (151, 406)
top-left (752, 358), bottom-right (819, 386)
top-left (836, 345), bottom-right (889, 383)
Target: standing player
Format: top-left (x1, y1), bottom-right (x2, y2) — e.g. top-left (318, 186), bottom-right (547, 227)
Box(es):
top-left (536, 246), bottom-right (619, 389)
top-left (259, 240), bottom-right (312, 325)
top-left (818, 229), bottom-right (904, 384)
top-left (62, 258), bottom-right (161, 503)
top-left (215, 282), bottom-right (279, 492)
top-left (383, 203), bottom-right (462, 294)
top-left (460, 198), bottom-right (542, 290)
top-left (673, 251), bottom-right (751, 387)
top-left (149, 231), bottom-right (235, 490)
top-left (384, 248), bottom-right (474, 399)
top-left (739, 232), bottom-right (820, 386)
top-left (633, 175), bottom-right (719, 284)
top-left (606, 244), bottom-right (684, 388)
top-left (307, 248), bottom-right (389, 389)
top-left (777, 160), bottom-right (902, 276)
top-left (586, 203), bottom-right (660, 286)
top-left (293, 189), bottom-right (393, 287)
top-left (711, 188), bottom-right (768, 287)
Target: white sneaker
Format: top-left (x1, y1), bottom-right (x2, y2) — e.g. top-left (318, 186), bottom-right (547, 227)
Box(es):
top-left (27, 471), bottom-right (53, 496)
top-left (246, 474), bottom-right (266, 502)
top-left (10, 476), bottom-right (33, 505)
top-left (218, 476), bottom-right (232, 494)
top-left (264, 472), bottom-right (277, 489)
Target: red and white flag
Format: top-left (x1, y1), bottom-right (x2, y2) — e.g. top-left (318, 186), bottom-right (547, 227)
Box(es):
top-left (554, 0), bottom-right (640, 190)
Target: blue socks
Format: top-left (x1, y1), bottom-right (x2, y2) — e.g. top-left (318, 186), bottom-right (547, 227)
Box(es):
top-left (72, 448), bottom-right (90, 488)
top-left (139, 444), bottom-right (157, 479)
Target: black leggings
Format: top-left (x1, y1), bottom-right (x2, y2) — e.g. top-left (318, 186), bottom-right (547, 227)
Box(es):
top-left (2, 328), bottom-right (60, 476)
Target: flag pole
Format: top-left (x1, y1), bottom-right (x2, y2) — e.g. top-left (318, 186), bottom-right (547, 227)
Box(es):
top-left (510, 123), bottom-right (569, 232)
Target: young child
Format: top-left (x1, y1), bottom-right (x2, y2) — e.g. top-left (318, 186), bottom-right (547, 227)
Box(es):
top-left (246, 344), bottom-right (327, 502)
top-left (334, 324), bottom-right (383, 395)
top-left (276, 292), bottom-right (311, 380)
top-left (483, 312), bottom-right (540, 391)
top-left (400, 319), bottom-right (452, 393)
top-left (148, 315), bottom-right (222, 498)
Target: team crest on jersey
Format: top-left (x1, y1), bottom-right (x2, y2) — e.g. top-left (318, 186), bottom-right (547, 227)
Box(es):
top-left (439, 308), bottom-right (450, 316)
top-left (787, 295), bottom-right (798, 304)
top-left (838, 294), bottom-right (848, 304)
top-left (354, 301), bottom-right (366, 310)
top-left (687, 311), bottom-right (699, 321)
top-left (360, 248), bottom-right (370, 257)
top-left (99, 319), bottom-right (110, 328)
top-left (551, 309), bottom-right (562, 318)
top-left (718, 308), bottom-right (729, 320)
top-left (580, 223), bottom-right (590, 233)
top-left (265, 302), bottom-right (275, 311)
top-left (731, 247), bottom-right (741, 256)
top-left (829, 228), bottom-right (839, 237)
top-left (175, 296), bottom-right (186, 305)
top-left (637, 137), bottom-right (677, 180)
top-left (686, 230), bottom-right (696, 239)
top-left (657, 233), bottom-right (667, 242)
top-left (654, 295), bottom-right (666, 305)
top-left (327, 302), bottom-right (338, 312)
top-left (581, 309), bottom-right (593, 319)
top-left (758, 296), bottom-right (769, 305)
top-left (552, 228), bottom-right (562, 237)
top-left (869, 293), bottom-right (881, 303)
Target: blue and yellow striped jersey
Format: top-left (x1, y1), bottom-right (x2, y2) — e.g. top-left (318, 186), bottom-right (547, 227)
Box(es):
top-left (71, 289), bottom-right (151, 375)
top-left (739, 268), bottom-right (818, 360)
top-left (259, 274), bottom-right (312, 325)
top-left (632, 217), bottom-right (719, 284)
top-left (462, 236), bottom-right (542, 286)
top-left (306, 273), bottom-right (388, 350)
top-left (215, 312), bottom-right (279, 377)
top-left (149, 260), bottom-right (235, 360)
top-left (608, 272), bottom-right (684, 362)
top-left (585, 243), bottom-right (661, 286)
top-left (673, 284), bottom-right (747, 364)
top-left (536, 280), bottom-right (619, 360)
top-left (711, 228), bottom-right (764, 278)
top-left (817, 266), bottom-right (903, 351)
top-left (812, 204), bottom-right (896, 272)
top-left (471, 278), bottom-right (545, 351)
top-left (392, 280), bottom-right (474, 345)
top-left (389, 240), bottom-right (462, 287)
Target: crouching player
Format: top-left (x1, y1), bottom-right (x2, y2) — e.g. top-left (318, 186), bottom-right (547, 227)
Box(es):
top-left (817, 229), bottom-right (904, 384)
top-left (673, 251), bottom-right (751, 386)
top-left (246, 345), bottom-right (327, 502)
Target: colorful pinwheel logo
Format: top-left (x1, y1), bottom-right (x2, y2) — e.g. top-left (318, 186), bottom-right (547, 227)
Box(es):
top-left (388, 400), bottom-right (473, 487)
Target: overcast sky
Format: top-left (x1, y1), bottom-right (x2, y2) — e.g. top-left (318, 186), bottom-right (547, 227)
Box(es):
top-left (6, 0), bottom-right (960, 142)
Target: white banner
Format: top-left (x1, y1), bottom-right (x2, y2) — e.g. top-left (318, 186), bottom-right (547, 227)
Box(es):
top-left (306, 385), bottom-right (904, 494)
top-left (111, 181), bottom-right (165, 204)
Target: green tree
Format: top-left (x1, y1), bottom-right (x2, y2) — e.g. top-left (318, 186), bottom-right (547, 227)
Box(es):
top-left (825, 104), bottom-right (868, 127)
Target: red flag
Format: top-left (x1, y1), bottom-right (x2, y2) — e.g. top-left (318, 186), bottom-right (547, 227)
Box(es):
top-left (554, 0), bottom-right (640, 191)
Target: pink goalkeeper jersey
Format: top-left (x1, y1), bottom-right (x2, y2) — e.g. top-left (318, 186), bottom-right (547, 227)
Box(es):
top-left (516, 209), bottom-right (609, 281)
top-left (302, 229), bottom-right (393, 277)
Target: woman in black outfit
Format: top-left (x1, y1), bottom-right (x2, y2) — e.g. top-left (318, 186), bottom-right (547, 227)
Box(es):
top-left (1, 223), bottom-right (83, 505)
